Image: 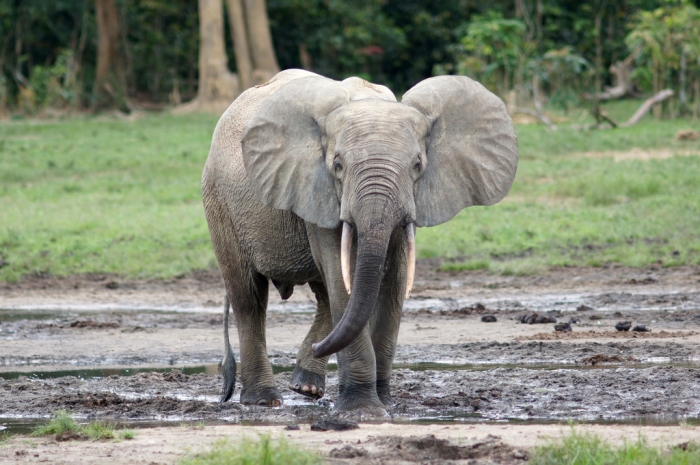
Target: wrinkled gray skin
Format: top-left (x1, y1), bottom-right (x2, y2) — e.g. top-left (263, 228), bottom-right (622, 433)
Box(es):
top-left (202, 69), bottom-right (517, 411)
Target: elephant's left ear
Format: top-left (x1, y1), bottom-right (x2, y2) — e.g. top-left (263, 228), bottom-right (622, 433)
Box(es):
top-left (402, 76), bottom-right (518, 227)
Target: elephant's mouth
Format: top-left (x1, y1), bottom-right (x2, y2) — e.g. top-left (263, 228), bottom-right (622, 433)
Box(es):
top-left (340, 221), bottom-right (416, 299)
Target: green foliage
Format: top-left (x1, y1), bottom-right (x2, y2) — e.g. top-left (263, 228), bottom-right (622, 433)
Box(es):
top-left (530, 429), bottom-right (700, 465)
top-left (31, 410), bottom-right (79, 436)
top-left (180, 436), bottom-right (322, 465)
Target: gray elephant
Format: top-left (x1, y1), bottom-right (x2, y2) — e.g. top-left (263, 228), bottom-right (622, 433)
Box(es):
top-left (202, 69), bottom-right (517, 411)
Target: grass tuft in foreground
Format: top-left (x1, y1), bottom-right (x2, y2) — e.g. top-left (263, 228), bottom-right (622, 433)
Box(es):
top-left (180, 435), bottom-right (322, 465)
top-left (31, 410), bottom-right (134, 441)
top-left (530, 429), bottom-right (700, 465)
top-left (31, 410), bottom-right (79, 436)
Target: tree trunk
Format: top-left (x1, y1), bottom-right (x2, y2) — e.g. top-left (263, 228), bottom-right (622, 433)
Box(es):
top-left (679, 49), bottom-right (687, 114)
top-left (694, 79), bottom-right (699, 120)
top-left (299, 43), bottom-right (312, 70)
top-left (225, 0), bottom-right (253, 91)
top-left (592, 0), bottom-right (608, 118)
top-left (93, 0), bottom-right (128, 111)
top-left (244, 0), bottom-right (280, 84)
top-left (176, 0), bottom-right (239, 115)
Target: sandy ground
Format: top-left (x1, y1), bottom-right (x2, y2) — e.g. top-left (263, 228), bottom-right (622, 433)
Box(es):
top-left (1, 423), bottom-right (700, 464)
top-left (2, 263), bottom-right (700, 463)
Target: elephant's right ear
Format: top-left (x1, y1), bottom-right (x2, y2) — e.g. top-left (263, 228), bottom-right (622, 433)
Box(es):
top-left (242, 77), bottom-right (350, 229)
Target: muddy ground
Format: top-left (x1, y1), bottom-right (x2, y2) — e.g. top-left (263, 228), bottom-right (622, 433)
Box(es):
top-left (2, 263), bottom-right (700, 463)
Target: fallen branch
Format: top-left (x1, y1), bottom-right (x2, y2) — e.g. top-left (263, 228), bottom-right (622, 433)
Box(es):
top-left (512, 107), bottom-right (556, 130)
top-left (575, 89), bottom-right (675, 131)
top-left (620, 89), bottom-right (674, 127)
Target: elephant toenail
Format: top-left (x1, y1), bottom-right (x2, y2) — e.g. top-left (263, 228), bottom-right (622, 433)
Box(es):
top-left (311, 385), bottom-right (317, 394)
top-left (257, 399), bottom-right (268, 406)
top-left (318, 388), bottom-right (324, 396)
top-left (273, 399), bottom-right (282, 407)
top-left (292, 383), bottom-right (300, 389)
top-left (302, 384), bottom-right (310, 392)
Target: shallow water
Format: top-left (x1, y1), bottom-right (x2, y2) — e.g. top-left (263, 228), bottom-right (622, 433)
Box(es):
top-left (3, 360), bottom-right (698, 381)
top-left (3, 287), bottom-right (698, 317)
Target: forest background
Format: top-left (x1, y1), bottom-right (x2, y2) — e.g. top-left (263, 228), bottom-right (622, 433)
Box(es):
top-left (2, 0), bottom-right (700, 116)
top-left (1, 0), bottom-right (700, 281)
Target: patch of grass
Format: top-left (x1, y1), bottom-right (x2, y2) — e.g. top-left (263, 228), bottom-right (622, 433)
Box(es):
top-left (180, 435), bottom-right (322, 465)
top-left (81, 422), bottom-right (115, 440)
top-left (0, 109), bottom-right (698, 281)
top-left (31, 410), bottom-right (126, 441)
top-left (530, 429), bottom-right (700, 465)
top-left (31, 410), bottom-right (79, 436)
top-left (118, 429), bottom-right (135, 440)
top-left (440, 258), bottom-right (490, 272)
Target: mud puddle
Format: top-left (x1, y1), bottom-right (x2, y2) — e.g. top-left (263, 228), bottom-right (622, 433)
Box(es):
top-left (3, 363), bottom-right (700, 425)
top-left (3, 360), bottom-right (700, 381)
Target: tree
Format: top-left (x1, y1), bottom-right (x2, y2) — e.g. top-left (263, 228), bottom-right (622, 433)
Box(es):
top-left (225, 0), bottom-right (281, 90)
top-left (177, 0), bottom-right (239, 114)
top-left (93, 0), bottom-right (128, 111)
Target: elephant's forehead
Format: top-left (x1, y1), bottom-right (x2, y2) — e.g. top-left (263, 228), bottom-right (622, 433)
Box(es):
top-left (329, 100), bottom-right (423, 128)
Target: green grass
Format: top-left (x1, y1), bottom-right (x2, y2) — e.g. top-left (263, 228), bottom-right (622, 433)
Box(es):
top-left (30, 409), bottom-right (134, 441)
top-left (0, 113), bottom-right (218, 281)
top-left (180, 435), bottom-right (322, 465)
top-left (118, 429), bottom-right (135, 440)
top-left (31, 410), bottom-right (80, 436)
top-left (530, 429), bottom-right (700, 465)
top-left (0, 102), bottom-right (699, 281)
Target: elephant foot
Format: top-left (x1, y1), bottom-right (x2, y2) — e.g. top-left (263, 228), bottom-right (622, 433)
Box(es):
top-left (240, 387), bottom-right (283, 407)
top-left (289, 366), bottom-right (325, 399)
top-left (335, 382), bottom-right (384, 412)
top-left (376, 378), bottom-right (393, 406)
top-left (218, 351), bottom-right (237, 403)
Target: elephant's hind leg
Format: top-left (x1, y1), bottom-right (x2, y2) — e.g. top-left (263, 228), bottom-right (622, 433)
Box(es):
top-left (225, 267), bottom-right (282, 406)
top-left (290, 281), bottom-right (332, 398)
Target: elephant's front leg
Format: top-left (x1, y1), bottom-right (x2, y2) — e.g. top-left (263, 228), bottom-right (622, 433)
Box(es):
top-left (290, 281), bottom-right (332, 398)
top-left (370, 227), bottom-right (408, 406)
top-left (306, 224), bottom-right (383, 411)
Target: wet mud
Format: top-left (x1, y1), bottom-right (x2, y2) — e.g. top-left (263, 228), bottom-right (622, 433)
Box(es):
top-left (2, 264), bottom-right (700, 431)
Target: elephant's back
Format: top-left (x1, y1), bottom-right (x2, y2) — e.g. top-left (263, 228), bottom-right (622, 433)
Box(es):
top-left (202, 70), bottom-right (321, 282)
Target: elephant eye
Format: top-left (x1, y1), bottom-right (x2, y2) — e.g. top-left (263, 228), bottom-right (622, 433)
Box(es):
top-left (333, 161), bottom-right (343, 173)
top-left (413, 160), bottom-right (421, 171)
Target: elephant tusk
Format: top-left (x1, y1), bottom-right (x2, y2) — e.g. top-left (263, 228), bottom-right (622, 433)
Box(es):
top-left (341, 222), bottom-right (353, 294)
top-left (405, 223), bottom-right (416, 299)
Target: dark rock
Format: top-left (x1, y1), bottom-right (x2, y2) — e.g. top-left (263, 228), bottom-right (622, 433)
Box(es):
top-left (554, 323), bottom-right (572, 332)
top-left (615, 321), bottom-right (632, 331)
top-left (568, 317), bottom-right (581, 324)
top-left (284, 424), bottom-right (300, 431)
top-left (105, 280), bottom-right (120, 289)
top-left (576, 305), bottom-right (594, 312)
top-left (535, 315), bottom-right (549, 324)
top-left (310, 419), bottom-right (359, 432)
top-left (632, 325), bottom-right (651, 332)
top-left (548, 316), bottom-right (557, 323)
top-left (481, 315), bottom-right (497, 323)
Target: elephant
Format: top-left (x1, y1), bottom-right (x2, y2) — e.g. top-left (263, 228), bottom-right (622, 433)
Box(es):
top-left (201, 69), bottom-right (517, 411)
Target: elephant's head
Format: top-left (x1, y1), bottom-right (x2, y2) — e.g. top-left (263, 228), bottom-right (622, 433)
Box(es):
top-left (241, 72), bottom-right (517, 358)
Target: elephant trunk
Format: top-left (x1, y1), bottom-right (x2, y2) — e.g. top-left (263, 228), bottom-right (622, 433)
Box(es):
top-left (312, 217), bottom-right (395, 359)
